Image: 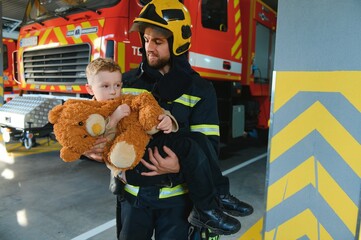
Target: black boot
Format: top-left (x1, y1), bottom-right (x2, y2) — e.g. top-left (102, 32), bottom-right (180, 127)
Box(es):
top-left (188, 207), bottom-right (241, 235)
top-left (218, 194), bottom-right (254, 217)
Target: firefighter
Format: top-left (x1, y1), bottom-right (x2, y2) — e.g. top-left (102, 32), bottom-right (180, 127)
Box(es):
top-left (110, 0), bottom-right (254, 239)
top-left (83, 0), bottom-right (254, 239)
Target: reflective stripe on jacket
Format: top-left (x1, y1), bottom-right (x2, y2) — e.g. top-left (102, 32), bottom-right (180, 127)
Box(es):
top-left (124, 183), bottom-right (189, 199)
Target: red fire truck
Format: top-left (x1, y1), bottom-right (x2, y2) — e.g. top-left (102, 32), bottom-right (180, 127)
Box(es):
top-left (2, 38), bottom-right (20, 101)
top-left (0, 0), bottom-right (276, 146)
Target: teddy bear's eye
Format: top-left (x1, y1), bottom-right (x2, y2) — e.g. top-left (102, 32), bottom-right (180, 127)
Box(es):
top-left (78, 121), bottom-right (84, 126)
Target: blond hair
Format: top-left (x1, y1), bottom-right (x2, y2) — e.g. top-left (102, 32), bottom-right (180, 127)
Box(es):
top-left (86, 58), bottom-right (121, 84)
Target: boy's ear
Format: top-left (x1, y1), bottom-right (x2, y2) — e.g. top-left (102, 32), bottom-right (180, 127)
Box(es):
top-left (85, 83), bottom-right (94, 95)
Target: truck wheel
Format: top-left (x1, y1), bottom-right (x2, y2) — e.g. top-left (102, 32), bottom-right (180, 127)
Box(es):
top-left (24, 137), bottom-right (33, 150)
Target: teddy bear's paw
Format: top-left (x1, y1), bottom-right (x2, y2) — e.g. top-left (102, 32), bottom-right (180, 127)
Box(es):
top-left (146, 126), bottom-right (159, 135)
top-left (109, 141), bottom-right (136, 169)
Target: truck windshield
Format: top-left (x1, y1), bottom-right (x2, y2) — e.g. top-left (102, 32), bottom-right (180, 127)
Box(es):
top-left (23, 0), bottom-right (120, 24)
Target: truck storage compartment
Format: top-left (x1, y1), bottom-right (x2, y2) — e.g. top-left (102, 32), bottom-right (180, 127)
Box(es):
top-left (0, 96), bottom-right (63, 129)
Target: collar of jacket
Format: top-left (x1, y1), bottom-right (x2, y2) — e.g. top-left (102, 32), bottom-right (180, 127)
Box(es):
top-left (139, 53), bottom-right (194, 102)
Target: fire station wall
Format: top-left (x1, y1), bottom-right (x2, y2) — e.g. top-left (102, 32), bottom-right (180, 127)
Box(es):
top-left (262, 0), bottom-right (361, 239)
top-left (274, 0), bottom-right (361, 71)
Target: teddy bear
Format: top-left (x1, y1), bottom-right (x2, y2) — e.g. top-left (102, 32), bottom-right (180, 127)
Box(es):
top-left (48, 92), bottom-right (164, 172)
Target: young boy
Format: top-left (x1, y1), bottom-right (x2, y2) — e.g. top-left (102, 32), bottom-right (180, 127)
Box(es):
top-left (84, 57), bottom-right (249, 235)
top-left (84, 57), bottom-right (176, 176)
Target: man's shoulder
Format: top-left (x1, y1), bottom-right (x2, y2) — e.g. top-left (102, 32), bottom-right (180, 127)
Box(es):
top-left (123, 68), bottom-right (138, 77)
top-left (189, 71), bottom-right (215, 92)
top-left (123, 69), bottom-right (139, 85)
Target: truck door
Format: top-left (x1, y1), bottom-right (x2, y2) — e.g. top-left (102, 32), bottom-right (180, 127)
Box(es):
top-left (190, 0), bottom-right (241, 82)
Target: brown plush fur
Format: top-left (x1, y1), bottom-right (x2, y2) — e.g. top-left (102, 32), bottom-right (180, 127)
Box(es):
top-left (48, 93), bottom-right (163, 171)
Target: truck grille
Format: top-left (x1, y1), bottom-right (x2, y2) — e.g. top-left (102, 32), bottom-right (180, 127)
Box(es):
top-left (23, 44), bottom-right (90, 84)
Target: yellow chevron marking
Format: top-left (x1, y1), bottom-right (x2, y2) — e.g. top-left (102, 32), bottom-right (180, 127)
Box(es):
top-left (67, 24), bottom-right (75, 31)
top-left (81, 22), bottom-right (99, 45)
top-left (235, 10), bottom-right (241, 23)
top-left (319, 224), bottom-right (333, 240)
top-left (274, 71), bottom-right (361, 111)
top-left (72, 85), bottom-right (81, 91)
top-left (118, 42), bottom-right (126, 73)
top-left (235, 22), bottom-right (241, 36)
top-left (71, 32), bottom-right (83, 44)
top-left (267, 156), bottom-right (357, 233)
top-left (99, 19), bottom-right (105, 27)
top-left (59, 85), bottom-right (66, 90)
top-left (67, 24), bottom-right (83, 44)
top-left (40, 85), bottom-right (47, 90)
top-left (39, 28), bottom-right (52, 45)
top-left (232, 37), bottom-right (242, 56)
top-left (267, 156), bottom-right (316, 210)
top-left (318, 162), bottom-right (358, 233)
top-left (270, 102), bottom-right (361, 177)
top-left (231, 0), bottom-right (242, 59)
top-left (54, 27), bottom-right (68, 44)
top-left (239, 217), bottom-right (263, 240)
top-left (50, 86), bottom-right (55, 91)
top-left (264, 210), bottom-right (332, 240)
top-left (264, 228), bottom-right (275, 240)
top-left (235, 48), bottom-right (242, 60)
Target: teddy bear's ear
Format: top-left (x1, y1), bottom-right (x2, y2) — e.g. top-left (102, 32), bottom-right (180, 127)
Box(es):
top-left (48, 104), bottom-right (64, 124)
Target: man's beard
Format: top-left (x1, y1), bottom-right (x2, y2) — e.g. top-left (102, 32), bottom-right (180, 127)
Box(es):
top-left (147, 56), bottom-right (170, 69)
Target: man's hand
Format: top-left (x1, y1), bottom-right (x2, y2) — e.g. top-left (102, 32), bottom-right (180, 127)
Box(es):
top-left (141, 146), bottom-right (180, 176)
top-left (82, 137), bottom-right (108, 163)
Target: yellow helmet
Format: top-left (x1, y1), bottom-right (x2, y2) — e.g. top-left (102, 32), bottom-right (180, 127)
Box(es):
top-left (131, 0), bottom-right (192, 56)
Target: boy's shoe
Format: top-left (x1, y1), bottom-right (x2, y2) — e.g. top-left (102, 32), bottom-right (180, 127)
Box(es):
top-left (217, 194), bottom-right (254, 217)
top-left (188, 206), bottom-right (241, 235)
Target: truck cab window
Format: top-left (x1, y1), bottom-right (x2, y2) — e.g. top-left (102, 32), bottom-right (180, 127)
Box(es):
top-left (201, 0), bottom-right (227, 32)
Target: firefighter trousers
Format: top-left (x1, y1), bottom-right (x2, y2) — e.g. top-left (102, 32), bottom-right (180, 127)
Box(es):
top-left (117, 192), bottom-right (192, 240)
top-left (116, 131), bottom-right (231, 239)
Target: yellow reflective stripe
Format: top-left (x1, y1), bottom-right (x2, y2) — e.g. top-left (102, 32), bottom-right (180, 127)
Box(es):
top-left (191, 124), bottom-right (220, 136)
top-left (124, 183), bottom-right (188, 198)
top-left (174, 94), bottom-right (201, 107)
top-left (159, 183), bottom-right (189, 199)
top-left (124, 184), bottom-right (139, 196)
top-left (122, 88), bottom-right (149, 95)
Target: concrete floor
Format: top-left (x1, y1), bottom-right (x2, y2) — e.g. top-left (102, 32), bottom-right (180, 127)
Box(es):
top-left (0, 137), bottom-right (267, 240)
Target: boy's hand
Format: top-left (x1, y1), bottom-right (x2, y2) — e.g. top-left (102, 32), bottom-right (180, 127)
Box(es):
top-left (157, 114), bottom-right (172, 133)
top-left (113, 104), bottom-right (130, 120)
top-left (82, 137), bottom-right (107, 162)
top-left (108, 104), bottom-right (130, 128)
